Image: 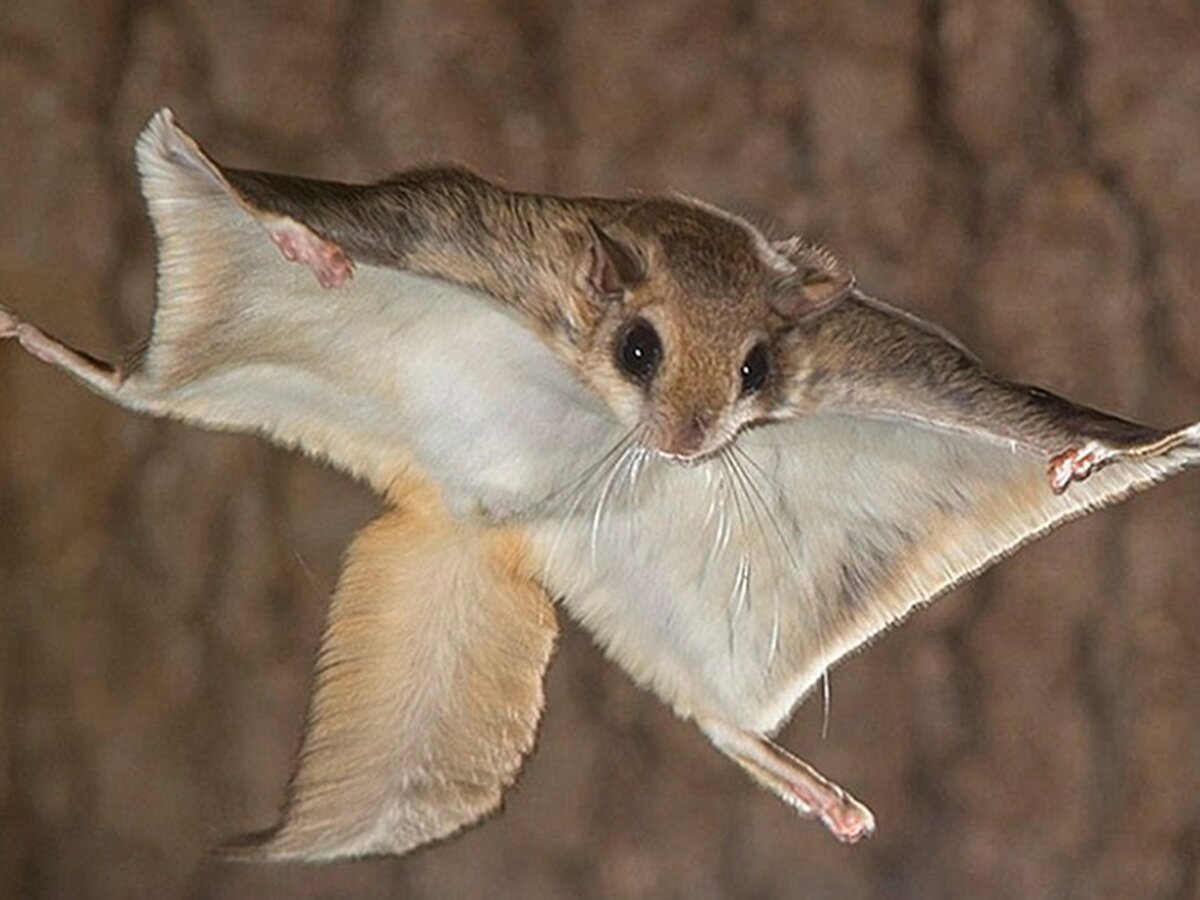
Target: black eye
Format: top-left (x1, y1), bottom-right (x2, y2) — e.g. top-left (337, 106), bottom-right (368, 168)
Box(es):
top-left (740, 343), bottom-right (770, 395)
top-left (616, 319), bottom-right (662, 384)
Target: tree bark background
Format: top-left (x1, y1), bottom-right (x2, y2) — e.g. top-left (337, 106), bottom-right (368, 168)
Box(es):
top-left (3, 1), bottom-right (1200, 897)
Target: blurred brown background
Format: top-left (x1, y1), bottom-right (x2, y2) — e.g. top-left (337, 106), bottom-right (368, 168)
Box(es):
top-left (3, 1), bottom-right (1200, 898)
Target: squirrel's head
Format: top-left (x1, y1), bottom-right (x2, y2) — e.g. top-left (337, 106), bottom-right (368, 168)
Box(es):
top-left (566, 199), bottom-right (853, 462)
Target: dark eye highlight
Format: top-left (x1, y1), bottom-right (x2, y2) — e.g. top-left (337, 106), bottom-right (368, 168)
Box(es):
top-left (616, 319), bottom-right (662, 384)
top-left (740, 343), bottom-right (770, 395)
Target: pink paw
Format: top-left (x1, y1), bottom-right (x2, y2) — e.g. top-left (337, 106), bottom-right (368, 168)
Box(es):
top-left (821, 795), bottom-right (877, 845)
top-left (1048, 442), bottom-right (1111, 494)
top-left (268, 220), bottom-right (354, 288)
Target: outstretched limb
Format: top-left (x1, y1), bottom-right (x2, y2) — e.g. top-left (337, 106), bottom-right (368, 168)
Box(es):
top-left (701, 720), bottom-right (875, 844)
top-left (0, 304), bottom-right (124, 396)
top-left (797, 297), bottom-right (1200, 497)
top-left (1048, 428), bottom-right (1200, 494)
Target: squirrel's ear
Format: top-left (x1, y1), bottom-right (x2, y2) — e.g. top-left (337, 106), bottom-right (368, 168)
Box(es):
top-left (769, 238), bottom-right (854, 319)
top-left (585, 220), bottom-right (646, 302)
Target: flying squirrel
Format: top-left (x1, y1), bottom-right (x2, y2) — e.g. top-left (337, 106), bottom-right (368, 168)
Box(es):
top-left (3, 109), bottom-right (1200, 861)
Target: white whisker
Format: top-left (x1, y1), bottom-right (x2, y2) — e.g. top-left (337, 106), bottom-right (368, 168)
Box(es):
top-left (713, 477), bottom-right (733, 560)
top-left (821, 670), bottom-right (831, 740)
top-left (626, 446), bottom-right (645, 549)
top-left (724, 448), bottom-right (787, 672)
top-left (628, 444), bottom-right (649, 500)
top-left (729, 444), bottom-right (854, 696)
top-left (591, 441), bottom-right (639, 568)
top-left (731, 445), bottom-right (803, 573)
top-left (536, 429), bottom-right (636, 517)
top-left (538, 427), bottom-right (639, 580)
top-left (702, 465), bottom-right (720, 530)
top-left (732, 552), bottom-right (751, 619)
top-left (734, 444), bottom-right (842, 691)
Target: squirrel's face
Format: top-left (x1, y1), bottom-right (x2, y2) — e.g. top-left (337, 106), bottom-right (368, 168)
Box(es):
top-left (585, 282), bottom-right (784, 462)
top-left (571, 204), bottom-right (852, 463)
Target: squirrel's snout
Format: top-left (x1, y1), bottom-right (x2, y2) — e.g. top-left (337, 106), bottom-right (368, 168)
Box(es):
top-left (655, 412), bottom-right (716, 463)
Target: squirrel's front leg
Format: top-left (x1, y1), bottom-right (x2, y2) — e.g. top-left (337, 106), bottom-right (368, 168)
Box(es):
top-left (223, 165), bottom-right (616, 319)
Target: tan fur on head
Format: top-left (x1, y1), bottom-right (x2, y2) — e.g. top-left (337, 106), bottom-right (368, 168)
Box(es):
top-left (570, 200), bottom-right (832, 460)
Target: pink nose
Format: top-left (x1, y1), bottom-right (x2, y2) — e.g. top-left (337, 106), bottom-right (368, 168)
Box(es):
top-left (662, 414), bottom-right (707, 458)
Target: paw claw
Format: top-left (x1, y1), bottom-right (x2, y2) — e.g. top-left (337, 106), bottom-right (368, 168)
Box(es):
top-left (0, 307), bottom-right (17, 338)
top-left (1048, 443), bottom-right (1111, 494)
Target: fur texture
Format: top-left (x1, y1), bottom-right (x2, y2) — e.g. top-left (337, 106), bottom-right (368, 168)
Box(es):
top-left (223, 473), bottom-right (556, 861)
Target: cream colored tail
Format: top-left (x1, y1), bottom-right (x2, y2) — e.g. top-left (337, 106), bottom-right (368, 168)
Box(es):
top-left (221, 475), bottom-right (557, 862)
